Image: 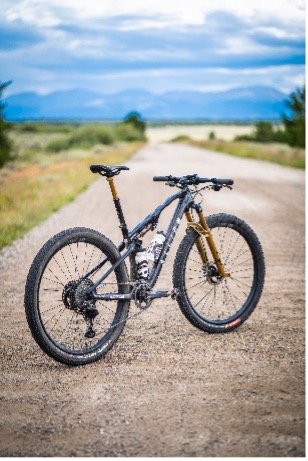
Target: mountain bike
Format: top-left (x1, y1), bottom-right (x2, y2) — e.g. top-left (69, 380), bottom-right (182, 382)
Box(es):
top-left (25, 164), bottom-right (265, 366)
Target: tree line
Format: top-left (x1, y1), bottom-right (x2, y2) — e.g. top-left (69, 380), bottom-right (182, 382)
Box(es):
top-left (0, 82), bottom-right (305, 168)
top-left (235, 86), bottom-right (305, 148)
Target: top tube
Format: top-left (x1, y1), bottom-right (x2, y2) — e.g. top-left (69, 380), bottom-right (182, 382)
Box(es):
top-left (127, 189), bottom-right (186, 240)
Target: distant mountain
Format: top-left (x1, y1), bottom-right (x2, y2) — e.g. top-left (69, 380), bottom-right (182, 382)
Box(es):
top-left (4, 86), bottom-right (288, 121)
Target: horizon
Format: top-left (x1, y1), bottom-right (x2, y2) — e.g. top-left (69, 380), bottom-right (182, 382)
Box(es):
top-left (4, 85), bottom-right (290, 122)
top-left (5, 84), bottom-right (290, 98)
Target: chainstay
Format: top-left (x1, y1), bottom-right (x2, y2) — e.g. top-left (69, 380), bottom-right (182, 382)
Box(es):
top-left (95, 281), bottom-right (150, 333)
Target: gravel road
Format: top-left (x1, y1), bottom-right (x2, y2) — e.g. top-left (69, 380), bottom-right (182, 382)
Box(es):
top-left (0, 143), bottom-right (305, 456)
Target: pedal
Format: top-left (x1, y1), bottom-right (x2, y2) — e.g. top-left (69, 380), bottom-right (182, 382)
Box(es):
top-left (171, 288), bottom-right (179, 300)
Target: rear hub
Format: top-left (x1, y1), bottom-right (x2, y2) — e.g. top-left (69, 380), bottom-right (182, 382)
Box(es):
top-left (62, 278), bottom-right (98, 317)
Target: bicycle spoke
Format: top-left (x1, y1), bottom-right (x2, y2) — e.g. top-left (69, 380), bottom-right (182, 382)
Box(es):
top-left (68, 244), bottom-right (81, 278)
top-left (187, 278), bottom-right (206, 290)
top-left (184, 224), bottom-right (254, 323)
top-left (42, 276), bottom-right (64, 287)
top-left (187, 256), bottom-right (203, 266)
top-left (37, 234), bottom-right (129, 356)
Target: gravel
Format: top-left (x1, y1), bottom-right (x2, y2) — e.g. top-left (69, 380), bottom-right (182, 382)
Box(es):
top-left (0, 143), bottom-right (305, 456)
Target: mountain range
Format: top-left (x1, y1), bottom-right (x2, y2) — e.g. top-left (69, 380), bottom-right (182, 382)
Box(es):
top-left (4, 86), bottom-right (288, 121)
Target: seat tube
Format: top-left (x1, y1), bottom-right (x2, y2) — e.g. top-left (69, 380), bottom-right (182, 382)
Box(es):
top-left (196, 208), bottom-right (230, 277)
top-left (107, 178), bottom-right (129, 240)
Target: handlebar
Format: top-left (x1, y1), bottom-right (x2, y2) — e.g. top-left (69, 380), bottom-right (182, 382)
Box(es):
top-left (153, 175), bottom-right (233, 187)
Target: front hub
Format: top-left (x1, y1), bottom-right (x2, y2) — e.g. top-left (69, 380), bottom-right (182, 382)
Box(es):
top-left (203, 264), bottom-right (223, 285)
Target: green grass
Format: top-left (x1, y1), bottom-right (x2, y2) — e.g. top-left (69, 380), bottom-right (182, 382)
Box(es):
top-left (12, 121), bottom-right (78, 133)
top-left (45, 123), bottom-right (146, 153)
top-left (0, 142), bottom-right (143, 250)
top-left (172, 137), bottom-right (305, 169)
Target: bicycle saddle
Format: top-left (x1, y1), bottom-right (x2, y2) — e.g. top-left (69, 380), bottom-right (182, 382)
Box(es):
top-left (90, 164), bottom-right (129, 177)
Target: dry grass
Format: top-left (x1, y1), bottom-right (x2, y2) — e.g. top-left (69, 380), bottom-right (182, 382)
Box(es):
top-left (190, 140), bottom-right (305, 169)
top-left (146, 124), bottom-right (255, 143)
top-left (0, 142), bottom-right (142, 250)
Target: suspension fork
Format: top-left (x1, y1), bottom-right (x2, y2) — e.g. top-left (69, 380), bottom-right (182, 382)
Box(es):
top-left (185, 206), bottom-right (230, 277)
top-left (185, 209), bottom-right (209, 265)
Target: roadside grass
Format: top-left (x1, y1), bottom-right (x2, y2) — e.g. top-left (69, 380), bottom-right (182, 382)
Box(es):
top-left (171, 137), bottom-right (305, 169)
top-left (0, 142), bottom-right (142, 250)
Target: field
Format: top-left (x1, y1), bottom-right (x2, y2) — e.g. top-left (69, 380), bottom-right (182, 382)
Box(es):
top-left (0, 121), bottom-right (304, 250)
top-left (188, 139), bottom-right (305, 169)
top-left (146, 123), bottom-right (256, 143)
top-left (0, 123), bottom-right (144, 249)
top-left (147, 123), bottom-right (304, 169)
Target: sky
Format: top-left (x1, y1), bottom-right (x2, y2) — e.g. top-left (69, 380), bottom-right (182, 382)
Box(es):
top-left (1, 0), bottom-right (305, 97)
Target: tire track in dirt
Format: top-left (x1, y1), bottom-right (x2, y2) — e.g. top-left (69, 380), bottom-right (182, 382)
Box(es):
top-left (0, 143), bottom-right (304, 456)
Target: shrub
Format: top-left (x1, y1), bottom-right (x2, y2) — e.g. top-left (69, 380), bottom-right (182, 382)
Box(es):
top-left (15, 122), bottom-right (76, 133)
top-left (0, 120), bottom-right (13, 167)
top-left (170, 135), bottom-right (191, 143)
top-left (46, 125), bottom-right (116, 152)
top-left (235, 122), bottom-right (288, 144)
top-left (69, 125), bottom-right (115, 147)
top-left (283, 86), bottom-right (305, 148)
top-left (234, 134), bottom-right (254, 141)
top-left (254, 121), bottom-right (275, 143)
top-left (45, 137), bottom-right (71, 152)
top-left (0, 81), bottom-right (14, 167)
top-left (115, 123), bottom-right (146, 142)
top-left (16, 122), bottom-right (41, 132)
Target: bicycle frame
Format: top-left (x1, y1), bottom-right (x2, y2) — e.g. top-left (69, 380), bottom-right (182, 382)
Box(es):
top-left (87, 177), bottom-right (228, 301)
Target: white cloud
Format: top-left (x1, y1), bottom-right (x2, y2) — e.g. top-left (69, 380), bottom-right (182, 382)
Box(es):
top-left (254, 27), bottom-right (302, 40)
top-left (2, 0), bottom-right (304, 97)
top-left (5, 0), bottom-right (305, 31)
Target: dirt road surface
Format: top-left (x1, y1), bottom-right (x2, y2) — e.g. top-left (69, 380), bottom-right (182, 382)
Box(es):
top-left (0, 143), bottom-right (305, 457)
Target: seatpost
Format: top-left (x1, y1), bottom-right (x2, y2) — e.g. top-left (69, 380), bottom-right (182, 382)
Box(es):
top-left (107, 177), bottom-right (129, 240)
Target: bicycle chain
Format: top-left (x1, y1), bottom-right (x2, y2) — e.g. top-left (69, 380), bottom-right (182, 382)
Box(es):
top-left (94, 281), bottom-right (151, 333)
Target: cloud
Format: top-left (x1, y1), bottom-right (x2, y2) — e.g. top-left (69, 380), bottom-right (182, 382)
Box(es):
top-left (1, 0), bottom-right (305, 97)
top-left (5, 0), bottom-right (305, 30)
top-left (0, 19), bottom-right (43, 50)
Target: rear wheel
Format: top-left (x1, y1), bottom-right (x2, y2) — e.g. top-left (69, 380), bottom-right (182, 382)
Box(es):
top-left (173, 214), bottom-right (265, 333)
top-left (25, 227), bottom-right (130, 365)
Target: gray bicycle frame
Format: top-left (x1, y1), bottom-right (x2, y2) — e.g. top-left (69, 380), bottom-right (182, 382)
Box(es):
top-left (87, 187), bottom-right (194, 301)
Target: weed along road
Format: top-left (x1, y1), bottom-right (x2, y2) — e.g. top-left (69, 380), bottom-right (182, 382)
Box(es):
top-left (0, 143), bottom-right (304, 456)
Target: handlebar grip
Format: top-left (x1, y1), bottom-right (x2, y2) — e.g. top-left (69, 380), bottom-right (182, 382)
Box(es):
top-left (212, 178), bottom-right (234, 186)
top-left (153, 176), bottom-right (172, 182)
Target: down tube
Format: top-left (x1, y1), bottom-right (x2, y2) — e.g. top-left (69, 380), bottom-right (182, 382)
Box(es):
top-left (148, 192), bottom-right (193, 287)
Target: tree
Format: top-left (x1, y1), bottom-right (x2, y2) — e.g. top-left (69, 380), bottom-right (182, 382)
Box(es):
top-left (254, 121), bottom-right (275, 143)
top-left (122, 111), bottom-right (146, 134)
top-left (283, 86), bottom-right (305, 148)
top-left (0, 81), bottom-right (13, 167)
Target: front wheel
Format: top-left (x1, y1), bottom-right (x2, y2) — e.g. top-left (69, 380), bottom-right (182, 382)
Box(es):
top-left (25, 227), bottom-right (130, 365)
top-left (173, 214), bottom-right (265, 333)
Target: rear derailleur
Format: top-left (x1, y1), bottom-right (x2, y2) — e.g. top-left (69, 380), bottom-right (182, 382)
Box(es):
top-left (62, 278), bottom-right (99, 338)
